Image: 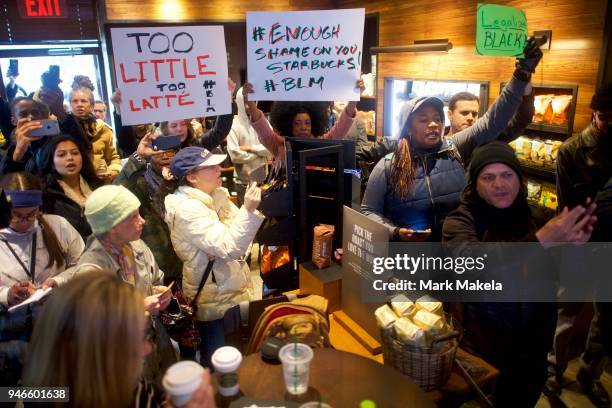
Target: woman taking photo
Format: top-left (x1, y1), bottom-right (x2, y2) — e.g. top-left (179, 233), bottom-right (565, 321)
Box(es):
top-left (0, 171), bottom-right (84, 384)
top-left (23, 271), bottom-right (215, 408)
top-left (164, 146), bottom-right (265, 368)
top-left (159, 115), bottom-right (232, 150)
top-left (36, 134), bottom-right (102, 239)
top-left (111, 79), bottom-right (236, 152)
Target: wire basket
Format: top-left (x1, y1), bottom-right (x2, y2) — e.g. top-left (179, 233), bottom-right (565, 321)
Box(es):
top-left (380, 326), bottom-right (459, 391)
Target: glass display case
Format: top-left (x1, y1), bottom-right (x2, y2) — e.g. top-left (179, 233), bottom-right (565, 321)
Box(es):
top-left (513, 83), bottom-right (578, 137)
top-left (504, 83), bottom-right (579, 213)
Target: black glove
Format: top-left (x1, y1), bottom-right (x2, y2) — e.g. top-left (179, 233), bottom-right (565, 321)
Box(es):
top-left (513, 36), bottom-right (544, 81)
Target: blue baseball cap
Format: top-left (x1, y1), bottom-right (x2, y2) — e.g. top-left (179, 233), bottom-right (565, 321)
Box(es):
top-left (4, 190), bottom-right (43, 208)
top-left (170, 146), bottom-right (227, 179)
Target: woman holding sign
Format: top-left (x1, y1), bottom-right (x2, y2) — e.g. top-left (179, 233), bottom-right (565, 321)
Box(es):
top-left (243, 79), bottom-right (365, 165)
top-left (361, 38), bottom-right (543, 242)
top-left (111, 78), bottom-right (236, 155)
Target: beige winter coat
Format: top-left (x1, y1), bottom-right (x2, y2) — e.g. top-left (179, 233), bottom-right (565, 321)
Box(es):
top-left (164, 186), bottom-right (264, 321)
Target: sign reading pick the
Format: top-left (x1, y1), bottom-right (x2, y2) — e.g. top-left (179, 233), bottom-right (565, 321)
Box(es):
top-left (476, 4), bottom-right (528, 57)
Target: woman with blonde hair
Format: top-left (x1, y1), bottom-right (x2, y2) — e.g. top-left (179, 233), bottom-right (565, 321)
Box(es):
top-left (23, 271), bottom-right (149, 407)
top-left (23, 271), bottom-right (215, 408)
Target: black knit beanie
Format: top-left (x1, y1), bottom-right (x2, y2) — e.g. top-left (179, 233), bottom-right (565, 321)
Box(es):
top-left (468, 141), bottom-right (522, 183)
top-left (590, 82), bottom-right (612, 111)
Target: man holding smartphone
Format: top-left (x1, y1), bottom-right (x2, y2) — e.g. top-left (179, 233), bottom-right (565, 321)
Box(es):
top-left (0, 97), bottom-right (56, 175)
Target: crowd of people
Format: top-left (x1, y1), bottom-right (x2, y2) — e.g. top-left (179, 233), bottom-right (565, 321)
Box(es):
top-left (0, 35), bottom-right (610, 408)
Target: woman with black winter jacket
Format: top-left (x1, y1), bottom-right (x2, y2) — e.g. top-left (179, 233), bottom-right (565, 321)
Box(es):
top-left (36, 134), bottom-right (102, 239)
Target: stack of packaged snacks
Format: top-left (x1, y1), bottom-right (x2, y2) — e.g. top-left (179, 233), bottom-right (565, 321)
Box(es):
top-left (375, 295), bottom-right (451, 350)
top-left (533, 94), bottom-right (573, 126)
top-left (509, 137), bottom-right (562, 168)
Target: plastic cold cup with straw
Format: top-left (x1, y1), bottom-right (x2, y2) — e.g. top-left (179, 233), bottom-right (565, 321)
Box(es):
top-left (162, 361), bottom-right (204, 407)
top-left (279, 343), bottom-right (314, 395)
top-left (211, 346), bottom-right (242, 397)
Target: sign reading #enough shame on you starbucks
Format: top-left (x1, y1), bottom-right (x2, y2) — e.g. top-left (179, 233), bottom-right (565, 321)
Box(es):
top-left (476, 4), bottom-right (528, 57)
top-left (246, 9), bottom-right (364, 101)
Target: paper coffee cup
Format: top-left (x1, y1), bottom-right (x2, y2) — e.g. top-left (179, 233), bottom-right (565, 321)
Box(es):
top-left (162, 361), bottom-right (204, 407)
top-left (211, 346), bottom-right (242, 397)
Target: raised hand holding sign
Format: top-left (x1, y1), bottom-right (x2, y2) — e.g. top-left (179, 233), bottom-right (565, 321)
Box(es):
top-left (110, 26), bottom-right (231, 126)
top-left (246, 9), bottom-right (365, 102)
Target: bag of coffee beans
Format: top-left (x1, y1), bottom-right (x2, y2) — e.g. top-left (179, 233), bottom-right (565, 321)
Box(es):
top-left (312, 224), bottom-right (334, 269)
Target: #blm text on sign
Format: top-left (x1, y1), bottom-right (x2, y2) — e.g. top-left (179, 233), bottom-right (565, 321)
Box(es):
top-left (476, 4), bottom-right (528, 57)
top-left (246, 9), bottom-right (365, 101)
top-left (110, 26), bottom-right (231, 126)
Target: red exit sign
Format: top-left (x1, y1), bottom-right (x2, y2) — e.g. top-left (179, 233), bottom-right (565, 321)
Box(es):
top-left (18, 0), bottom-right (68, 18)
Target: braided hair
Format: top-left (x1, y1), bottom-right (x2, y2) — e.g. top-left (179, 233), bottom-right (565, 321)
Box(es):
top-left (389, 102), bottom-right (416, 200)
top-left (389, 138), bottom-right (415, 200)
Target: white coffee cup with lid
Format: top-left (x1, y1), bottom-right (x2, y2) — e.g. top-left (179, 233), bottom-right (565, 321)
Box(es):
top-left (162, 361), bottom-right (204, 407)
top-left (211, 346), bottom-right (242, 396)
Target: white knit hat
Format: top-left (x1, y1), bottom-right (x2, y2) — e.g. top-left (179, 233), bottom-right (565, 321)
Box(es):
top-left (84, 185), bottom-right (140, 235)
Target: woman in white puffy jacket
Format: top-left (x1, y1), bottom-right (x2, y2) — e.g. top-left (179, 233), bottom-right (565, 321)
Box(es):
top-left (164, 146), bottom-right (264, 367)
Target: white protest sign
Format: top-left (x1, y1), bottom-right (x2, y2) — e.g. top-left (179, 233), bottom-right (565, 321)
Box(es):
top-left (110, 26), bottom-right (231, 126)
top-left (246, 9), bottom-right (365, 101)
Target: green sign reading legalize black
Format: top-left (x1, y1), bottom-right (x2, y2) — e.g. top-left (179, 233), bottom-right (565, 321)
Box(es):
top-left (476, 3), bottom-right (528, 57)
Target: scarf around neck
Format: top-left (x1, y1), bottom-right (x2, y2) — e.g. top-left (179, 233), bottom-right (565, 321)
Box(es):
top-left (98, 237), bottom-right (136, 285)
top-left (57, 175), bottom-right (93, 208)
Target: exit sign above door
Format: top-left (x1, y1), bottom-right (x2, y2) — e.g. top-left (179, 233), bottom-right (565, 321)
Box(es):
top-left (18, 0), bottom-right (68, 18)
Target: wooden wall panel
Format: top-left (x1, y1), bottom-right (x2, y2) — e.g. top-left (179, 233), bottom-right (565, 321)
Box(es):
top-left (105, 0), bottom-right (335, 21)
top-left (105, 0), bottom-right (605, 134)
top-left (337, 0), bottom-right (607, 135)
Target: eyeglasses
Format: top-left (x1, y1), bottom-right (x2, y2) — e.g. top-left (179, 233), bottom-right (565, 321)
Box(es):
top-left (10, 210), bottom-right (38, 223)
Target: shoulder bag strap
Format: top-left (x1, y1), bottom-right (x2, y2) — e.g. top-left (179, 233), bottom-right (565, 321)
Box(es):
top-left (1, 232), bottom-right (36, 281)
top-left (189, 260), bottom-right (215, 308)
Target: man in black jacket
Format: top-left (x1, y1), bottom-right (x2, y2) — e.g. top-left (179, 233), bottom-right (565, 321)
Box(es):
top-left (549, 83), bottom-right (612, 407)
top-left (443, 142), bottom-right (596, 407)
top-left (556, 83), bottom-right (612, 209)
top-left (0, 97), bottom-right (51, 175)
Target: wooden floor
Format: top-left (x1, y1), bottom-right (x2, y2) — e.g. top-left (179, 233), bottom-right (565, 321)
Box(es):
top-left (536, 360), bottom-right (612, 408)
